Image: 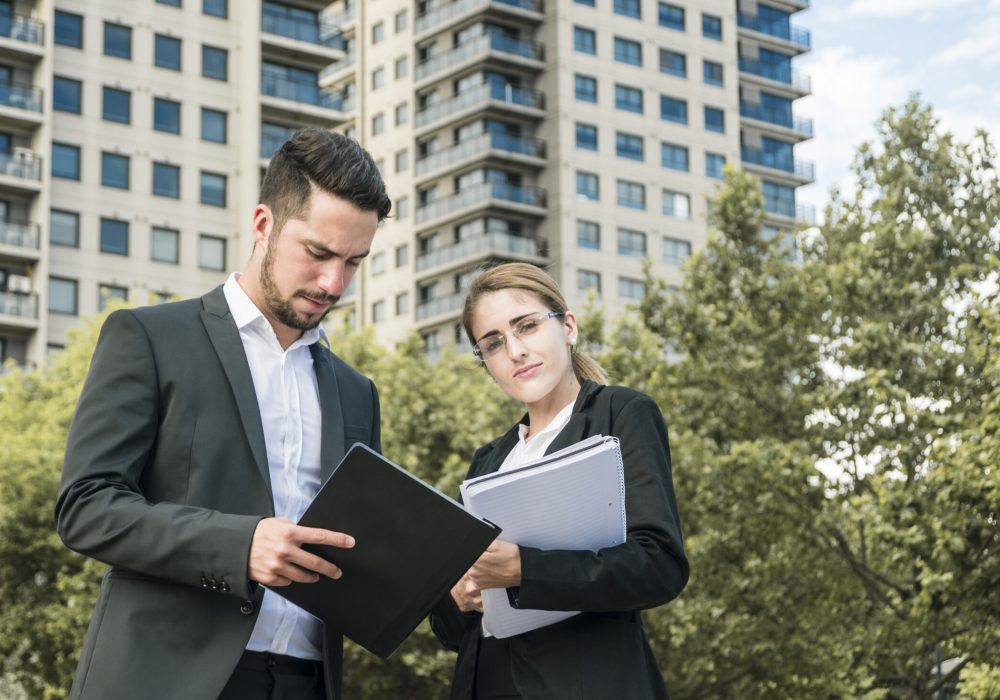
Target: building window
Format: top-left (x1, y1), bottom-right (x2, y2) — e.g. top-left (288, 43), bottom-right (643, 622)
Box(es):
top-left (660, 95), bottom-right (687, 124)
top-left (102, 87), bottom-right (131, 124)
top-left (201, 108), bottom-right (227, 143)
top-left (394, 102), bottom-right (408, 125)
top-left (372, 112), bottom-right (385, 135)
top-left (658, 2), bottom-right (685, 31)
top-left (577, 221), bottom-right (600, 250)
top-left (659, 49), bottom-right (686, 78)
top-left (152, 162), bottom-right (180, 198)
top-left (395, 55), bottom-right (408, 79)
top-left (48, 277), bottom-right (78, 315)
top-left (763, 180), bottom-right (796, 218)
top-left (704, 60), bottom-right (723, 86)
top-left (703, 13), bottom-right (722, 40)
top-left (53, 77), bottom-right (82, 114)
top-left (52, 143), bottom-right (81, 180)
top-left (615, 131), bottom-right (644, 161)
top-left (614, 0), bottom-right (641, 19)
top-left (50, 210), bottom-right (79, 247)
top-left (371, 66), bottom-right (385, 90)
top-left (619, 276), bottom-right (645, 300)
top-left (662, 189), bottom-right (691, 219)
top-left (102, 153), bottom-right (130, 189)
top-left (98, 284), bottom-right (129, 312)
top-left (576, 171), bottom-right (599, 201)
top-left (372, 21), bottom-right (385, 44)
top-left (573, 26), bottom-right (596, 55)
top-left (576, 122), bottom-right (598, 151)
top-left (616, 180), bottom-right (645, 210)
top-left (151, 227), bottom-right (179, 263)
top-left (371, 251), bottom-right (386, 275)
top-left (614, 84), bottom-right (643, 113)
top-left (371, 299), bottom-right (386, 323)
top-left (395, 244), bottom-right (409, 267)
top-left (104, 22), bottom-right (132, 59)
top-left (395, 149), bottom-right (409, 173)
top-left (55, 11), bottom-right (83, 48)
top-left (576, 0), bottom-right (596, 6)
top-left (155, 35), bottom-right (182, 71)
top-left (203, 0), bottom-right (227, 18)
top-left (395, 291), bottom-right (409, 315)
top-left (200, 171), bottom-right (227, 207)
top-left (394, 10), bottom-right (408, 33)
top-left (618, 227), bottom-right (646, 257)
top-left (154, 97), bottom-right (181, 134)
top-left (661, 142), bottom-right (689, 171)
top-left (100, 218), bottom-right (129, 255)
top-left (706, 152), bottom-right (726, 179)
top-left (202, 45), bottom-right (228, 80)
top-left (663, 237), bottom-right (692, 266)
top-left (578, 269), bottom-right (601, 296)
top-left (157, 0), bottom-right (182, 7)
top-left (574, 74), bottom-right (597, 103)
top-left (396, 196), bottom-right (409, 218)
top-left (705, 106), bottom-right (725, 133)
top-left (199, 234), bottom-right (226, 270)
top-left (614, 37), bottom-right (642, 66)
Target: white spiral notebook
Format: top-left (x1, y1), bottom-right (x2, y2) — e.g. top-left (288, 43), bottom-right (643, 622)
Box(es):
top-left (460, 434), bottom-right (627, 638)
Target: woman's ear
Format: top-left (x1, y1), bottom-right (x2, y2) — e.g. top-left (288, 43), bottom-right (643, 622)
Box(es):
top-left (563, 310), bottom-right (578, 345)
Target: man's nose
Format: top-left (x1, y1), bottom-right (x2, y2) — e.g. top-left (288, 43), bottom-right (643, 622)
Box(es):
top-left (317, 262), bottom-right (347, 296)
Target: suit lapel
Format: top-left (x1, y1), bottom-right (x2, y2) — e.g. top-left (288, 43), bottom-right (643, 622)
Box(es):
top-left (199, 286), bottom-right (272, 494)
top-left (311, 344), bottom-right (346, 481)
top-left (471, 428), bottom-right (521, 478)
top-left (545, 380), bottom-right (601, 455)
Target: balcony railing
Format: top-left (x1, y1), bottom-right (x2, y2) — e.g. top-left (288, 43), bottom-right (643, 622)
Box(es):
top-left (796, 204), bottom-right (816, 225)
top-left (262, 10), bottom-right (344, 49)
top-left (415, 0), bottom-right (543, 35)
top-left (0, 221), bottom-right (40, 250)
top-left (261, 71), bottom-right (345, 110)
top-left (319, 50), bottom-right (356, 83)
top-left (739, 102), bottom-right (813, 137)
top-left (737, 13), bottom-right (811, 49)
top-left (415, 32), bottom-right (544, 82)
top-left (329, 5), bottom-right (357, 28)
top-left (0, 14), bottom-right (43, 46)
top-left (416, 228), bottom-right (545, 272)
top-left (0, 151), bottom-right (41, 181)
top-left (0, 291), bottom-right (37, 319)
top-left (416, 81), bottom-right (544, 129)
top-left (738, 57), bottom-right (811, 92)
top-left (416, 291), bottom-right (465, 321)
top-left (416, 131), bottom-right (546, 176)
top-left (0, 82), bottom-right (42, 112)
top-left (416, 181), bottom-right (546, 224)
top-left (741, 146), bottom-right (815, 180)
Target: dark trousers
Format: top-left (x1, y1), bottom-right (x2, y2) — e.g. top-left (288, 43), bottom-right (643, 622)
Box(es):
top-left (474, 637), bottom-right (521, 699)
top-left (218, 651), bottom-right (326, 700)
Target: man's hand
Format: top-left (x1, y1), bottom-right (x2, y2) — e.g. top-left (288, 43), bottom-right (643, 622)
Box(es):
top-left (248, 517), bottom-right (355, 587)
top-left (467, 539), bottom-right (521, 591)
top-left (451, 573), bottom-right (483, 613)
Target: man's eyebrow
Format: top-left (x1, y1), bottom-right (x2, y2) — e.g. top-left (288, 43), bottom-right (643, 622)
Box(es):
top-left (304, 240), bottom-right (370, 259)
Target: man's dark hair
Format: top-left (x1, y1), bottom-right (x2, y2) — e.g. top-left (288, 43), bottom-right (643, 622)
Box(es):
top-left (259, 128), bottom-right (391, 234)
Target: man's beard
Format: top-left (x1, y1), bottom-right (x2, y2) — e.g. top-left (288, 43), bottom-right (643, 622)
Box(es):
top-left (260, 243), bottom-right (339, 331)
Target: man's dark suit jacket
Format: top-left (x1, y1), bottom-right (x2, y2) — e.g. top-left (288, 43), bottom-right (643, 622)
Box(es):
top-left (55, 286), bottom-right (380, 700)
top-left (430, 380), bottom-right (688, 700)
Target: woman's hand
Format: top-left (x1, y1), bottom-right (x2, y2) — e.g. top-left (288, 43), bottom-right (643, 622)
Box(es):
top-left (468, 539), bottom-right (522, 591)
top-left (451, 573), bottom-right (482, 613)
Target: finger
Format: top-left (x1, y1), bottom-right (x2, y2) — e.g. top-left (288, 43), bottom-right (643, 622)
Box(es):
top-left (289, 549), bottom-right (343, 580)
top-left (295, 526), bottom-right (355, 549)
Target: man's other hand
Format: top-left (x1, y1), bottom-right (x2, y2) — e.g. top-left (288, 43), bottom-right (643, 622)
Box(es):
top-left (248, 517), bottom-right (355, 586)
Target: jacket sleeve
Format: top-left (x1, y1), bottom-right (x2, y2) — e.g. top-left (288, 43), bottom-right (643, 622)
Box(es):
top-left (428, 591), bottom-right (481, 652)
top-left (514, 394), bottom-right (689, 612)
top-left (54, 310), bottom-right (262, 598)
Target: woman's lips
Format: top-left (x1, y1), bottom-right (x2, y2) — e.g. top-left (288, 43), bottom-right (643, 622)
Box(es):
top-left (514, 363), bottom-right (541, 379)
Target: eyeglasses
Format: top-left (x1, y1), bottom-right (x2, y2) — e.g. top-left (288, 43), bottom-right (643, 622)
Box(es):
top-left (472, 311), bottom-right (565, 360)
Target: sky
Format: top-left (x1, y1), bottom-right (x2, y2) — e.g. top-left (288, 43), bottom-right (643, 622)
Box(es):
top-left (792, 0), bottom-right (1000, 216)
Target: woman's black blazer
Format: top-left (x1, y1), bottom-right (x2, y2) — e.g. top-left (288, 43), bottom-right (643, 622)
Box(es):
top-left (430, 380), bottom-right (689, 699)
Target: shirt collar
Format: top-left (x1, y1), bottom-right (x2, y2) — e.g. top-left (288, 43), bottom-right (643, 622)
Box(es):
top-left (517, 398), bottom-right (576, 444)
top-left (223, 273), bottom-right (327, 349)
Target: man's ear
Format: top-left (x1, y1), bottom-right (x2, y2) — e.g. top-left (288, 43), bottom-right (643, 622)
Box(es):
top-left (251, 204), bottom-right (274, 249)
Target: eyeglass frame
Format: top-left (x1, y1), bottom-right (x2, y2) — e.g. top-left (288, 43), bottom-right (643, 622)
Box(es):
top-left (471, 310), bottom-right (566, 361)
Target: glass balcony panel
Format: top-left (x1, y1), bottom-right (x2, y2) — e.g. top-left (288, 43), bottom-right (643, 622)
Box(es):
top-left (262, 10), bottom-right (344, 49)
top-left (415, 0), bottom-right (542, 35)
top-left (0, 291), bottom-right (38, 319)
top-left (0, 82), bottom-right (42, 112)
top-left (416, 291), bottom-right (465, 321)
top-left (739, 102), bottom-right (813, 137)
top-left (0, 15), bottom-right (43, 45)
top-left (415, 132), bottom-right (544, 176)
top-left (416, 226), bottom-right (544, 272)
top-left (415, 33), bottom-right (543, 82)
top-left (0, 151), bottom-right (41, 181)
top-left (261, 71), bottom-right (344, 110)
top-left (415, 181), bottom-right (546, 224)
top-left (415, 82), bottom-right (544, 129)
top-left (0, 221), bottom-right (40, 249)
top-left (738, 57), bottom-right (810, 92)
top-left (741, 146), bottom-right (815, 180)
top-left (737, 12), bottom-right (811, 49)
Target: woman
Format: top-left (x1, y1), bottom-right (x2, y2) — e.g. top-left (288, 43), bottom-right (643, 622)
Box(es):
top-left (430, 263), bottom-right (689, 699)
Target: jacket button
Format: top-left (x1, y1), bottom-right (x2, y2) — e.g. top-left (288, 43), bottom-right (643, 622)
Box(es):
top-left (240, 600), bottom-right (255, 615)
top-left (221, 581), bottom-right (231, 593)
top-left (200, 576), bottom-right (209, 589)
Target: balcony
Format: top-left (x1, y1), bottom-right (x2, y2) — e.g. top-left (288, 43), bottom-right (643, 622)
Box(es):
top-left (0, 150), bottom-right (42, 190)
top-left (416, 227), bottom-right (546, 275)
top-left (416, 81), bottom-right (545, 131)
top-left (0, 291), bottom-right (37, 324)
top-left (737, 13), bottom-right (811, 51)
top-left (416, 181), bottom-right (547, 229)
top-left (416, 291), bottom-right (465, 322)
top-left (0, 221), bottom-right (40, 260)
top-left (0, 82), bottom-right (43, 126)
top-left (415, 0), bottom-right (544, 38)
top-left (739, 102), bottom-right (813, 139)
top-left (328, 5), bottom-right (357, 32)
top-left (318, 50), bottom-right (356, 87)
top-left (0, 14), bottom-right (44, 58)
top-left (261, 71), bottom-right (348, 123)
top-left (738, 57), bottom-right (810, 94)
top-left (741, 146), bottom-right (815, 182)
top-left (416, 131), bottom-right (546, 179)
top-left (415, 32), bottom-right (544, 84)
top-left (263, 10), bottom-right (344, 49)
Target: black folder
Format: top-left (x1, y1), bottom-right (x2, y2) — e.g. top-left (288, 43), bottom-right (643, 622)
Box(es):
top-left (269, 443), bottom-right (501, 659)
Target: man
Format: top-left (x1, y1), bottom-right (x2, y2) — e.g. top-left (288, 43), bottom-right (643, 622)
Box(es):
top-left (55, 128), bottom-right (391, 700)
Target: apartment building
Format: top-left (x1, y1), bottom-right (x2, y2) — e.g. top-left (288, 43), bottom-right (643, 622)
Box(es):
top-left (0, 0), bottom-right (811, 369)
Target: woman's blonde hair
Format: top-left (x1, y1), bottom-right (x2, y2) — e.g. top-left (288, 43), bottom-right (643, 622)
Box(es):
top-left (462, 263), bottom-right (608, 385)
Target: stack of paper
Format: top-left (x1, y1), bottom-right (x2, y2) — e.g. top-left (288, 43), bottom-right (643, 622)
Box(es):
top-left (460, 435), bottom-right (626, 638)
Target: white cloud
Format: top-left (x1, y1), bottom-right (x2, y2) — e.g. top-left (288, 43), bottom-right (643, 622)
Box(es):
top-left (846, 0), bottom-right (978, 18)
top-left (930, 15), bottom-right (1000, 66)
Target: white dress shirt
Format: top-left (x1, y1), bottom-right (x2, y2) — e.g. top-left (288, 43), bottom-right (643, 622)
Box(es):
top-left (497, 399), bottom-right (577, 473)
top-left (223, 273), bottom-right (326, 661)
